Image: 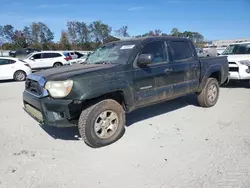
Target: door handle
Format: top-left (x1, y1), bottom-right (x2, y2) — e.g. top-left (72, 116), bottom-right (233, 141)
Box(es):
top-left (192, 64), bottom-right (199, 69)
top-left (165, 68), bottom-right (173, 73)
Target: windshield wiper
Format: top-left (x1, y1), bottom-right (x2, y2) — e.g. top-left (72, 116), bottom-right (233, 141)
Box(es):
top-left (92, 61), bottom-right (116, 64)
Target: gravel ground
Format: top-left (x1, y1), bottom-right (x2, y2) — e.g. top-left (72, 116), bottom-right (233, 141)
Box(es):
top-left (0, 81), bottom-right (250, 188)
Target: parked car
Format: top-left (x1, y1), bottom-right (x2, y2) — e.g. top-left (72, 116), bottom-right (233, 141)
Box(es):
top-left (68, 54), bottom-right (89, 64)
top-left (196, 48), bottom-right (217, 57)
top-left (67, 51), bottom-right (85, 59)
top-left (23, 51), bottom-right (71, 70)
top-left (220, 42), bottom-right (250, 81)
top-left (9, 48), bottom-right (40, 58)
top-left (23, 36), bottom-right (229, 148)
top-left (0, 57), bottom-right (32, 81)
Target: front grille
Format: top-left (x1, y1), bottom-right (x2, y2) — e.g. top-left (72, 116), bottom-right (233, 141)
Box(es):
top-left (229, 67), bottom-right (239, 72)
top-left (25, 79), bottom-right (43, 96)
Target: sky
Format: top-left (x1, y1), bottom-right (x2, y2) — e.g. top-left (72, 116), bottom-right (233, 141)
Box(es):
top-left (0, 0), bottom-right (249, 41)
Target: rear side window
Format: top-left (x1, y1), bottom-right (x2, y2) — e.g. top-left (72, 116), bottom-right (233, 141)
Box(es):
top-left (168, 41), bottom-right (195, 61)
top-left (0, 59), bottom-right (15, 65)
top-left (42, 53), bottom-right (62, 58)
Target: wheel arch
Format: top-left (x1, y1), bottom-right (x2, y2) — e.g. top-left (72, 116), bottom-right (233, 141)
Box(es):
top-left (79, 81), bottom-right (135, 112)
top-left (198, 68), bottom-right (222, 93)
top-left (13, 69), bottom-right (27, 79)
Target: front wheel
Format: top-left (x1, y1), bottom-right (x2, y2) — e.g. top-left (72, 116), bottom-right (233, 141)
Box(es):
top-left (78, 99), bottom-right (126, 148)
top-left (14, 70), bottom-right (26, 81)
top-left (197, 78), bottom-right (220, 107)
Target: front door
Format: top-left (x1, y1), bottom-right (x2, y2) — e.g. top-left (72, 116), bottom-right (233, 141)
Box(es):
top-left (0, 59), bottom-right (15, 80)
top-left (133, 40), bottom-right (174, 107)
top-left (26, 53), bottom-right (43, 69)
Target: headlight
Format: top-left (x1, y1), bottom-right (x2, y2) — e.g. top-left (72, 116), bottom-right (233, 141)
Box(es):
top-left (45, 80), bottom-right (73, 98)
top-left (239, 60), bottom-right (250, 66)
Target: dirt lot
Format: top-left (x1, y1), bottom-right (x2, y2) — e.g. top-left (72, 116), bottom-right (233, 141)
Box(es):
top-left (0, 81), bottom-right (250, 188)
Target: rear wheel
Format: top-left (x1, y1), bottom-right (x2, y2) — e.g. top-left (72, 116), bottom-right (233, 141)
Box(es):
top-left (53, 62), bottom-right (62, 67)
top-left (14, 70), bottom-right (26, 81)
top-left (78, 99), bottom-right (126, 148)
top-left (197, 78), bottom-right (220, 107)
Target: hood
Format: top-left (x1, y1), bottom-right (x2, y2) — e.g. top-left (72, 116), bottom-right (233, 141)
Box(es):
top-left (32, 63), bottom-right (119, 81)
top-left (221, 54), bottom-right (250, 62)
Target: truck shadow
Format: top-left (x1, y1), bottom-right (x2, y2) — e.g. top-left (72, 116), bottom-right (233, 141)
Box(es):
top-left (39, 94), bottom-right (198, 140)
top-left (39, 126), bottom-right (80, 141)
top-left (126, 94), bottom-right (198, 127)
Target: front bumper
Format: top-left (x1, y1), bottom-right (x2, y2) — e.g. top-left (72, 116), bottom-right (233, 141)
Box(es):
top-left (23, 91), bottom-right (82, 127)
top-left (228, 64), bottom-right (250, 80)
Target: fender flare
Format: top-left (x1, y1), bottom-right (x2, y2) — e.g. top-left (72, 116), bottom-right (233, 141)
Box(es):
top-left (80, 80), bottom-right (135, 108)
top-left (198, 64), bottom-right (223, 92)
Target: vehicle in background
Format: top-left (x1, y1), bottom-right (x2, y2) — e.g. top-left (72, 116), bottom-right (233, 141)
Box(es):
top-left (67, 51), bottom-right (85, 59)
top-left (23, 36), bottom-right (229, 148)
top-left (63, 52), bottom-right (73, 61)
top-left (68, 54), bottom-right (89, 64)
top-left (196, 48), bottom-right (217, 57)
top-left (23, 51), bottom-right (71, 70)
top-left (9, 48), bottom-right (40, 58)
top-left (217, 47), bottom-right (227, 55)
top-left (0, 57), bottom-right (32, 81)
top-left (220, 42), bottom-right (250, 81)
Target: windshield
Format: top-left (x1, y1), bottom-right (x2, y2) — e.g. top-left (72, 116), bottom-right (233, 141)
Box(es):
top-left (86, 41), bottom-right (137, 64)
top-left (222, 43), bottom-right (250, 55)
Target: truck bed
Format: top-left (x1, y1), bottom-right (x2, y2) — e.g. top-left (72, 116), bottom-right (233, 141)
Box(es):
top-left (199, 56), bottom-right (229, 85)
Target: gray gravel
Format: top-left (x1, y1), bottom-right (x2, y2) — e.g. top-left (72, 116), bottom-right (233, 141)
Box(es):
top-left (0, 81), bottom-right (250, 188)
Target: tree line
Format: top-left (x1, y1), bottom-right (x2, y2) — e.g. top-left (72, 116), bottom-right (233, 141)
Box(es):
top-left (0, 20), bottom-right (206, 51)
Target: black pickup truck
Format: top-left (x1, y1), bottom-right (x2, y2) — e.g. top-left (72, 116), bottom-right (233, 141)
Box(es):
top-left (23, 36), bottom-right (229, 148)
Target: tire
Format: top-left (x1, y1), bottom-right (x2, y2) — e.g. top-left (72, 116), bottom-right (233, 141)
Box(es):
top-left (53, 62), bottom-right (62, 67)
top-left (78, 99), bottom-right (126, 148)
top-left (14, 70), bottom-right (26, 81)
top-left (197, 78), bottom-right (220, 107)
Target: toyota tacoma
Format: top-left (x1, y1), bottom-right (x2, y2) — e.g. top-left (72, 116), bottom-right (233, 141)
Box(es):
top-left (23, 36), bottom-right (229, 148)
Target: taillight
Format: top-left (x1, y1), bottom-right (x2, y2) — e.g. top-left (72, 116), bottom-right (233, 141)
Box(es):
top-left (64, 56), bottom-right (72, 61)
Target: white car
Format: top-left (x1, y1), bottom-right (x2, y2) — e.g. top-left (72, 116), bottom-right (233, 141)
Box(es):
top-left (68, 54), bottom-right (88, 64)
top-left (0, 57), bottom-right (32, 81)
top-left (67, 51), bottom-right (86, 59)
top-left (23, 51), bottom-right (71, 70)
top-left (220, 42), bottom-right (250, 80)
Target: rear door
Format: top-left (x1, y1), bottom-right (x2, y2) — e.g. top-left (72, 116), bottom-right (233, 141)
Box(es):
top-left (41, 53), bottom-right (58, 68)
top-left (166, 40), bottom-right (200, 95)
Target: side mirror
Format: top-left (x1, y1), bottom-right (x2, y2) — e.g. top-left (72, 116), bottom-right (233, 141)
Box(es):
top-left (137, 54), bottom-right (153, 66)
top-left (30, 57), bottom-right (34, 60)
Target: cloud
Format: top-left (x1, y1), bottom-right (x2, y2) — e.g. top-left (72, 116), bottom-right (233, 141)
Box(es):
top-left (36, 4), bottom-right (70, 9)
top-left (128, 6), bottom-right (145, 11)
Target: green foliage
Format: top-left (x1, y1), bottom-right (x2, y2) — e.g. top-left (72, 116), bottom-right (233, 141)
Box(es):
top-left (0, 22), bottom-right (205, 51)
top-left (115, 26), bottom-right (130, 37)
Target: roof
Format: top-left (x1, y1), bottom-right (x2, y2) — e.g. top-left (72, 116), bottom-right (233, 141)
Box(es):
top-left (106, 36), bottom-right (190, 45)
top-left (229, 41), bottom-right (250, 45)
top-left (0, 56), bottom-right (18, 60)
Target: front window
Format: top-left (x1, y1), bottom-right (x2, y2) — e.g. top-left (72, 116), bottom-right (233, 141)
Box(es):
top-left (222, 43), bottom-right (250, 55)
top-left (86, 41), bottom-right (138, 64)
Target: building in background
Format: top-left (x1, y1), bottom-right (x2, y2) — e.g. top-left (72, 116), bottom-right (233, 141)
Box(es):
top-left (211, 38), bottom-right (250, 47)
